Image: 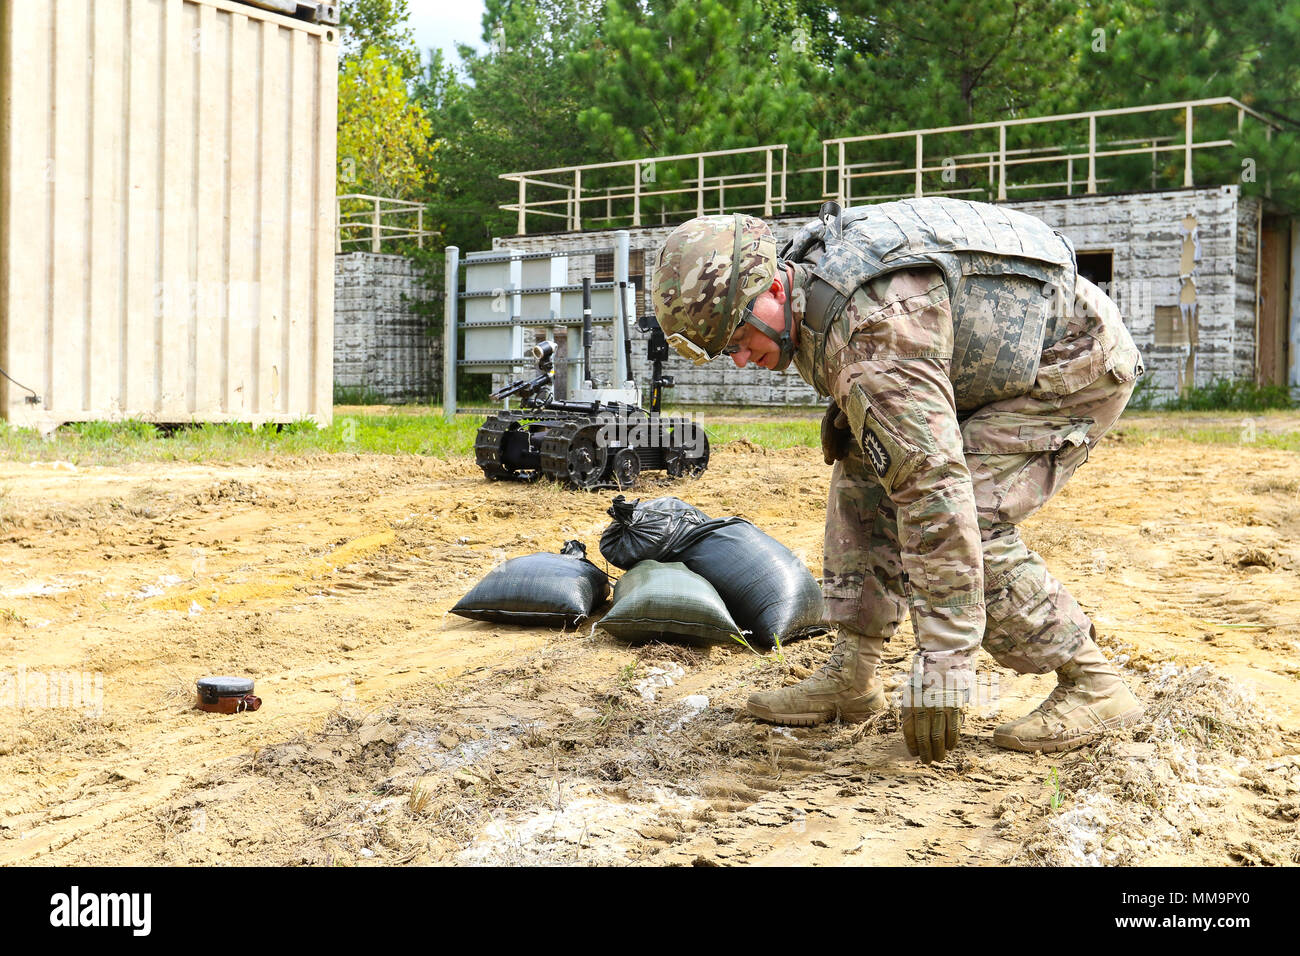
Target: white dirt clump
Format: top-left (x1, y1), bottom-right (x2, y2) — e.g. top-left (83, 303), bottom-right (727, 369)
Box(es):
top-left (1019, 665), bottom-right (1278, 865)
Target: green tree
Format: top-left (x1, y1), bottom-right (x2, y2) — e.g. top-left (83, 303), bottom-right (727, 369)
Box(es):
top-left (1073, 0), bottom-right (1300, 208)
top-left (565, 0), bottom-right (819, 226)
top-left (415, 0), bottom-right (1300, 243)
top-left (573, 0), bottom-right (818, 158)
top-left (337, 47), bottom-right (434, 201)
top-left (417, 1), bottom-right (599, 249)
top-left (795, 1), bottom-right (1085, 201)
top-left (340, 0), bottom-right (421, 77)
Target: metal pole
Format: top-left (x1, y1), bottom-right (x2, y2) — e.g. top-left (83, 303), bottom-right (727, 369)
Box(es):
top-left (998, 125), bottom-right (1007, 201)
top-left (697, 156), bottom-right (704, 218)
top-left (780, 146), bottom-right (788, 212)
top-left (443, 247), bottom-right (459, 420)
top-left (1087, 114), bottom-right (1097, 193)
top-left (838, 141), bottom-right (847, 202)
top-left (574, 168), bottom-right (582, 230)
top-left (914, 133), bottom-right (923, 197)
top-left (613, 231), bottom-right (630, 384)
top-left (1184, 105), bottom-right (1194, 188)
top-left (617, 279), bottom-right (634, 391)
top-left (632, 164), bottom-right (641, 227)
top-left (371, 197), bottom-right (381, 253)
top-left (1266, 126), bottom-right (1273, 198)
top-left (582, 277), bottom-right (593, 386)
top-left (517, 178), bottom-right (526, 235)
top-left (765, 148), bottom-right (773, 216)
top-left (417, 207), bottom-right (424, 250)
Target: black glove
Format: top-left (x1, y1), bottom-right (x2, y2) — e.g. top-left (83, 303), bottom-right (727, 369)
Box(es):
top-left (820, 400), bottom-right (852, 466)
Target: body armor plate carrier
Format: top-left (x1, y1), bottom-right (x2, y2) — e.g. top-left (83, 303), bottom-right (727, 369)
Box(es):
top-left (793, 198), bottom-right (1078, 411)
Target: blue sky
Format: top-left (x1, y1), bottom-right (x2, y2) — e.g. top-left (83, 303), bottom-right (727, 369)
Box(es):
top-left (407, 0), bottom-right (488, 69)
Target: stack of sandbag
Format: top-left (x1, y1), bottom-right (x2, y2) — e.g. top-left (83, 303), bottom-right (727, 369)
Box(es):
top-left (599, 494), bottom-right (709, 568)
top-left (598, 497), bottom-right (824, 648)
top-left (599, 560), bottom-right (742, 646)
top-left (450, 540), bottom-right (609, 627)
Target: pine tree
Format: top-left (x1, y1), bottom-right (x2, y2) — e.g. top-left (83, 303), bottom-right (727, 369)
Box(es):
top-left (417, 1), bottom-right (600, 248)
top-left (1073, 0), bottom-right (1300, 207)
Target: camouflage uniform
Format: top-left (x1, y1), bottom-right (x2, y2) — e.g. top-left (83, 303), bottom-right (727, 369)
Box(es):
top-left (789, 200), bottom-right (1143, 699)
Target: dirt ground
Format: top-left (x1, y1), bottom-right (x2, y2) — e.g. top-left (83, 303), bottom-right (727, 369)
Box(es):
top-left (1, 418), bottom-right (1298, 866)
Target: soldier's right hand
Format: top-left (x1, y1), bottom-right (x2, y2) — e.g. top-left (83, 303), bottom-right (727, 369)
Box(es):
top-left (820, 400), bottom-right (852, 465)
top-left (900, 667), bottom-right (967, 764)
top-left (901, 702), bottom-right (964, 763)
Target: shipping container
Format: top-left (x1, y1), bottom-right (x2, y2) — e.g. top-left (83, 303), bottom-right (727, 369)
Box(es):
top-left (0, 0), bottom-right (339, 430)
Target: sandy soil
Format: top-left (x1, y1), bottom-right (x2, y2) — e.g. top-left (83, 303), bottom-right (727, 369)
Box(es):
top-left (0, 424), bottom-right (1297, 866)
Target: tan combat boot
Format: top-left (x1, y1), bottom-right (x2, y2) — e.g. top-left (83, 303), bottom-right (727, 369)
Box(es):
top-left (746, 630), bottom-right (886, 726)
top-left (993, 638), bottom-right (1143, 753)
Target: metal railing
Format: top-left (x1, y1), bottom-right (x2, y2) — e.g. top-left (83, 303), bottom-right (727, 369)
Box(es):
top-left (822, 97), bottom-right (1277, 205)
top-left (500, 144), bottom-right (788, 235)
top-left (500, 98), bottom-right (1282, 234)
top-left (336, 194), bottom-right (439, 252)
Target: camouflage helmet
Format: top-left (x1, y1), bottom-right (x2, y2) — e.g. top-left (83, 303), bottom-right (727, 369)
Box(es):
top-left (652, 213), bottom-right (779, 365)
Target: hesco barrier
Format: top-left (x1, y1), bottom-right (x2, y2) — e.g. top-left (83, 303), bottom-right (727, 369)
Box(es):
top-left (0, 0), bottom-right (338, 430)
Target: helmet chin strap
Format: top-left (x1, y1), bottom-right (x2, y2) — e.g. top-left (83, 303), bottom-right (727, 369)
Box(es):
top-left (739, 262), bottom-right (796, 371)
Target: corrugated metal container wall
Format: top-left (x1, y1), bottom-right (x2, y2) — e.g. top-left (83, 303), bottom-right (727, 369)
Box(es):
top-left (0, 0), bottom-right (338, 429)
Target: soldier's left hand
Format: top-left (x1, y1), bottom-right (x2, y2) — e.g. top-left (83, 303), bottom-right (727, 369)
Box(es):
top-left (901, 702), bottom-right (964, 764)
top-left (820, 400), bottom-right (852, 465)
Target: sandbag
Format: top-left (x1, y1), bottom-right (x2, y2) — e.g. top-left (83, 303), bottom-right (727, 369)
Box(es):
top-left (451, 540), bottom-right (609, 626)
top-left (674, 520), bottom-right (824, 647)
top-left (599, 560), bottom-right (743, 645)
top-left (599, 495), bottom-right (711, 570)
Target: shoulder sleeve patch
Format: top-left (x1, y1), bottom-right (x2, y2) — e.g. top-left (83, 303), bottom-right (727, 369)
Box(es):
top-left (842, 383), bottom-right (926, 496)
top-left (863, 430), bottom-right (892, 475)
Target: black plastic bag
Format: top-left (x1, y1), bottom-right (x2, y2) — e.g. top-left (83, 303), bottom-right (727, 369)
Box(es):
top-left (598, 495), bottom-right (710, 570)
top-left (451, 541), bottom-right (609, 626)
top-left (674, 519), bottom-right (824, 647)
top-left (599, 561), bottom-right (742, 645)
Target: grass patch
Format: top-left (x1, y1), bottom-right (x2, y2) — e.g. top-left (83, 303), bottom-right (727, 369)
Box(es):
top-left (1115, 410), bottom-right (1300, 453)
top-left (3, 406), bottom-right (1291, 467)
top-left (1155, 427), bottom-right (1300, 453)
top-left (333, 384), bottom-right (389, 405)
top-left (0, 414), bottom-right (481, 465)
top-left (0, 408), bottom-right (820, 466)
top-left (704, 419), bottom-right (819, 449)
top-left (1129, 375), bottom-right (1295, 412)
top-left (1161, 378), bottom-right (1294, 412)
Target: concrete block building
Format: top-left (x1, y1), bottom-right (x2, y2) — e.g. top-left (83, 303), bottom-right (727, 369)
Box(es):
top-left (492, 184), bottom-right (1290, 407)
top-left (480, 100), bottom-right (1296, 407)
top-left (333, 253), bottom-right (436, 403)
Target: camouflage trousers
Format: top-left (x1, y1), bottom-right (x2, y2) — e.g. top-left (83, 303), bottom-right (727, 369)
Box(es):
top-left (822, 367), bottom-right (1135, 675)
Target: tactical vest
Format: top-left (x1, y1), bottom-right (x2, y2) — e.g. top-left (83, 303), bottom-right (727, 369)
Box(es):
top-left (791, 198), bottom-right (1078, 411)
